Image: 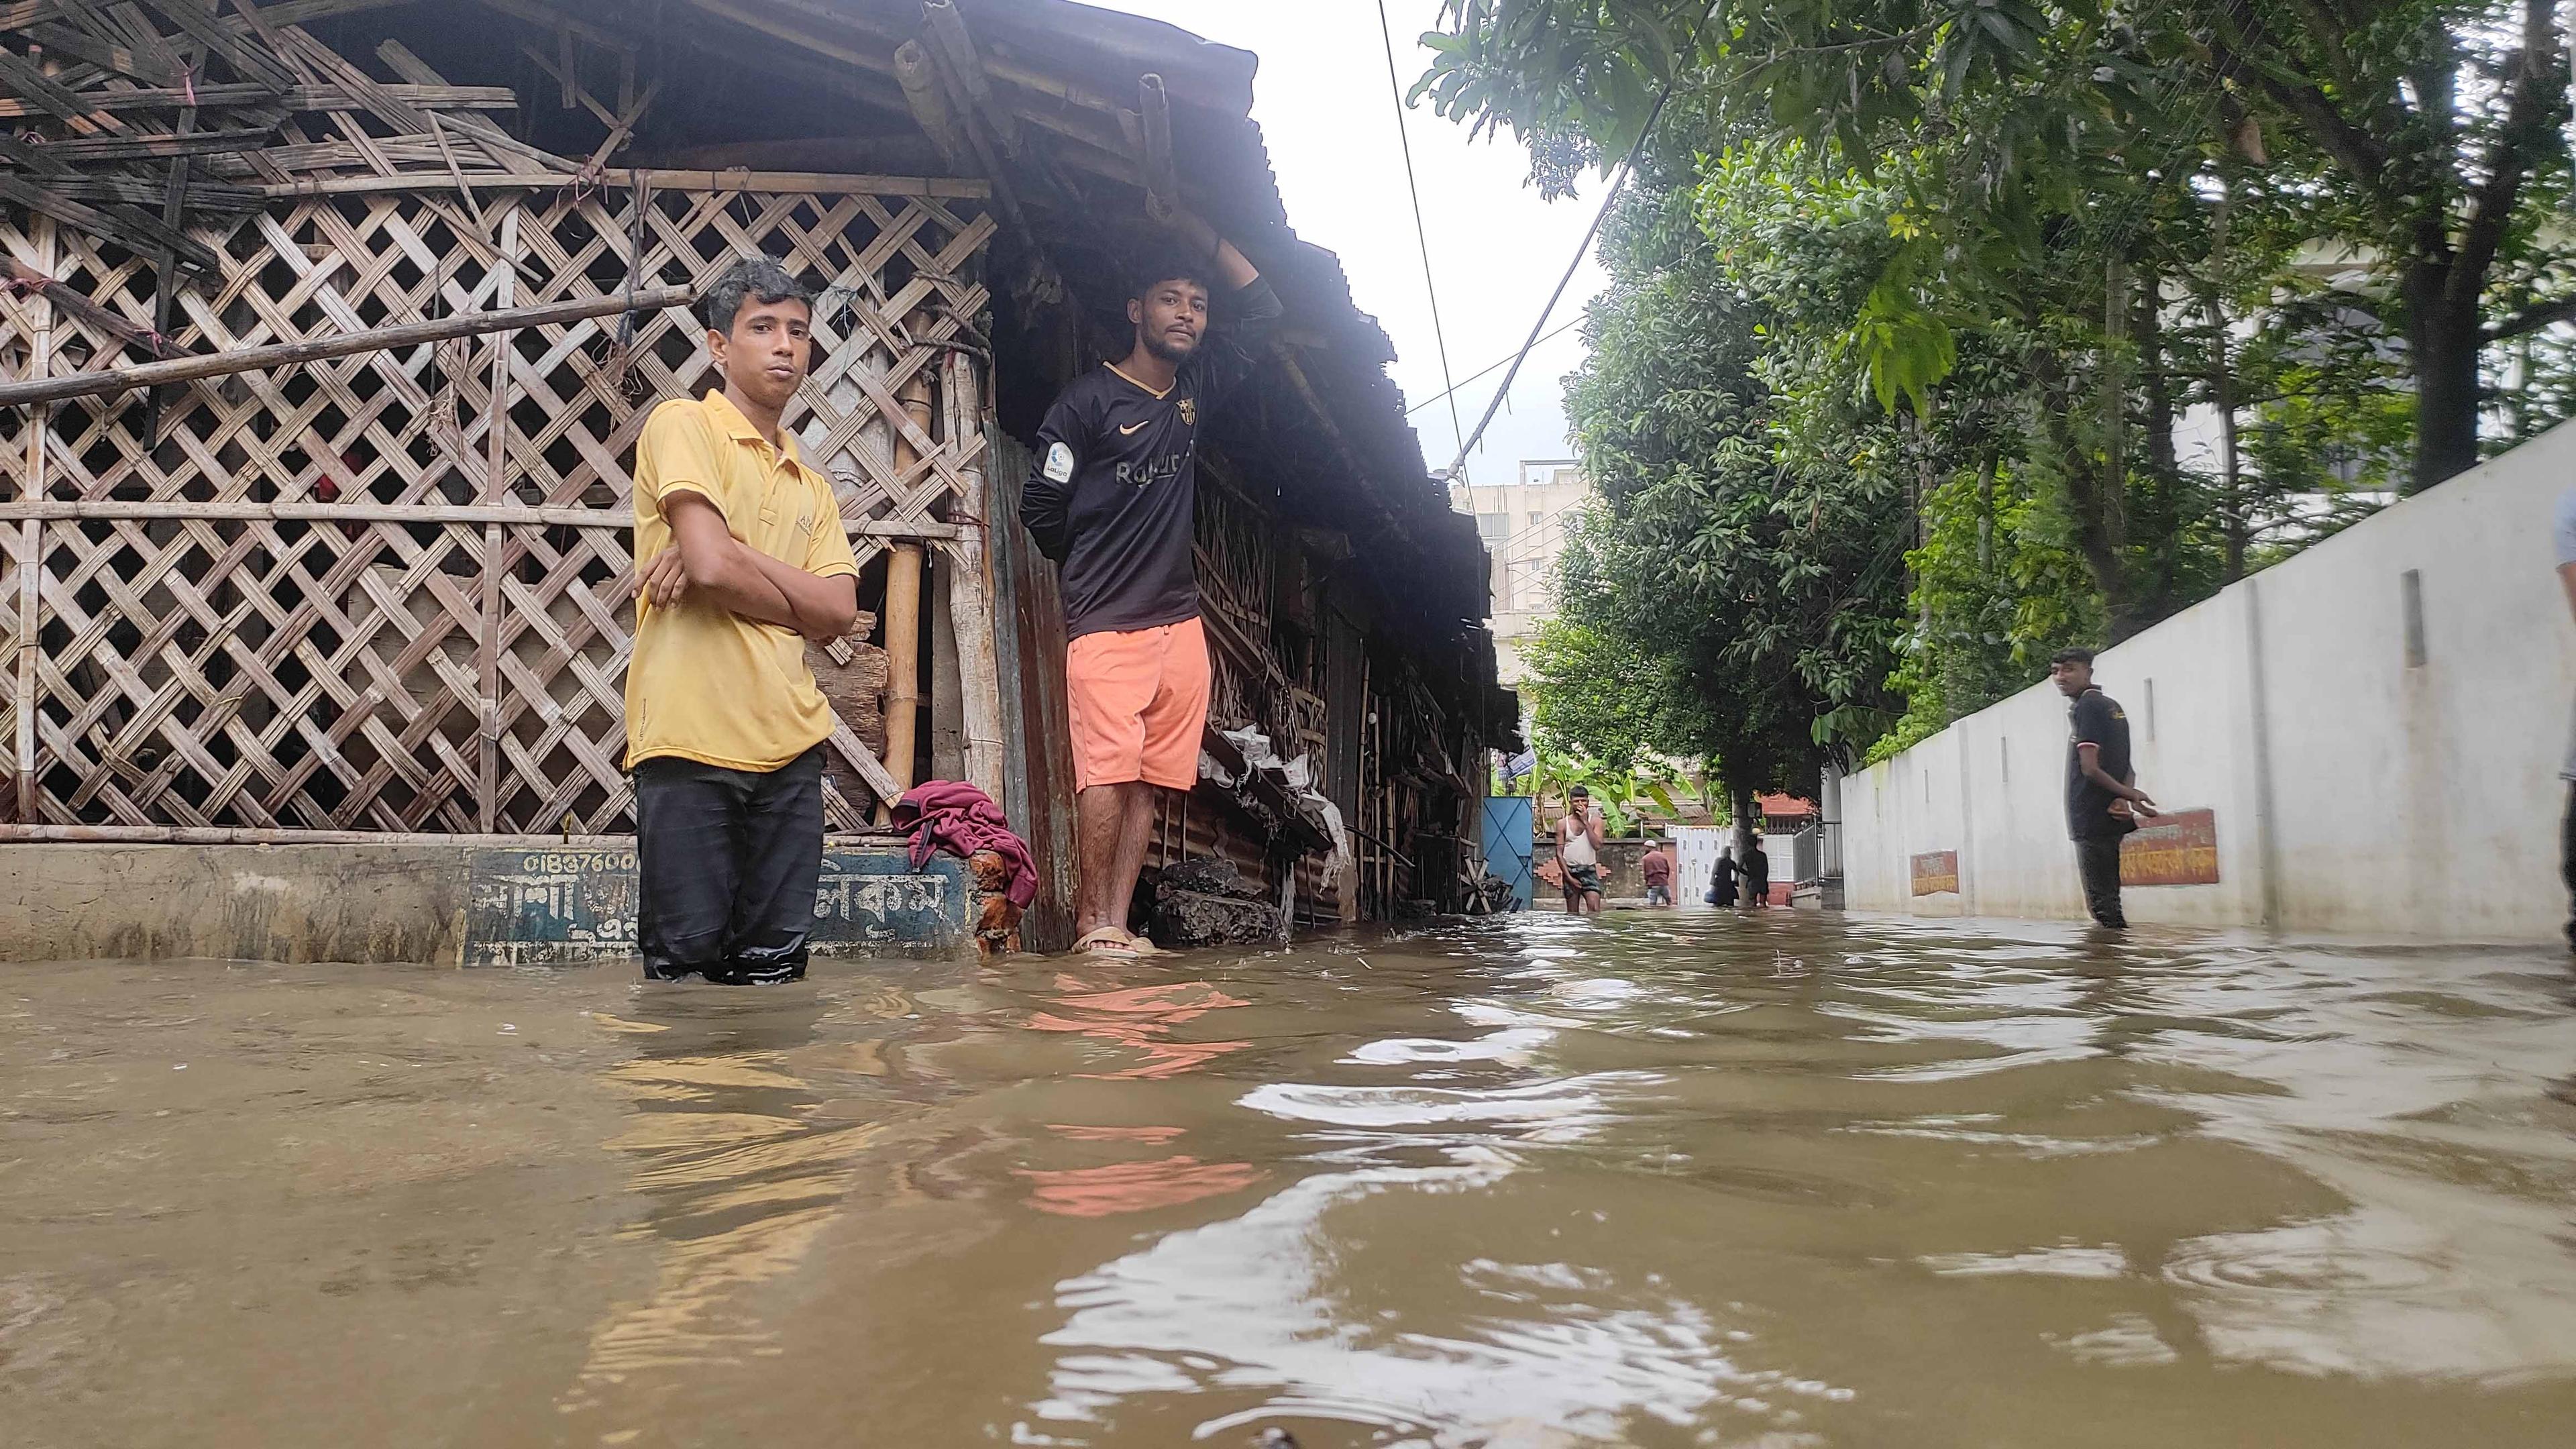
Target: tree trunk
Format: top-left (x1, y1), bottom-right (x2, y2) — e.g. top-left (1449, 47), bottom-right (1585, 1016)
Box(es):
top-left (1730, 779), bottom-right (1756, 859)
top-left (2209, 293), bottom-right (2247, 582)
top-left (2406, 259), bottom-right (2485, 492)
top-left (2033, 344), bottom-right (2133, 636)
top-left (2139, 261), bottom-right (2178, 484)
top-left (2134, 261), bottom-right (2188, 621)
top-left (1974, 451), bottom-right (1996, 574)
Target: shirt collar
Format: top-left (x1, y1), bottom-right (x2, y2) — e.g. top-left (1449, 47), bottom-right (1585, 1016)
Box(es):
top-left (700, 389), bottom-right (808, 470)
top-left (1104, 361), bottom-right (1174, 400)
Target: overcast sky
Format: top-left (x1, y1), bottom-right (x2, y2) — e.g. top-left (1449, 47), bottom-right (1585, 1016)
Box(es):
top-left (1097, 0), bottom-right (1608, 486)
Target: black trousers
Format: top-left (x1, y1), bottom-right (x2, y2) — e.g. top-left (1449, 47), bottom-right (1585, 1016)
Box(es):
top-left (2562, 784), bottom-right (2576, 950)
top-left (2074, 835), bottom-right (2126, 929)
top-left (633, 746), bottom-right (825, 983)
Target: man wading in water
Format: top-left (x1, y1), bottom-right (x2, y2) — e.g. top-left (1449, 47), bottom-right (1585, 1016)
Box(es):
top-left (625, 257), bottom-right (861, 984)
top-left (2051, 647), bottom-right (2159, 929)
top-left (1020, 214), bottom-right (1281, 957)
top-left (1556, 785), bottom-right (1606, 914)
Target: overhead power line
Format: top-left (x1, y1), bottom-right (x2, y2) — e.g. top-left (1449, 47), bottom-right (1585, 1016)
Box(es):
top-left (1444, 5), bottom-right (1718, 480)
top-left (1377, 0), bottom-right (1467, 471)
top-left (1404, 315), bottom-right (1586, 419)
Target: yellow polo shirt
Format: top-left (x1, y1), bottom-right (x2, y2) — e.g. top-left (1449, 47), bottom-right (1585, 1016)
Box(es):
top-left (625, 390), bottom-right (860, 772)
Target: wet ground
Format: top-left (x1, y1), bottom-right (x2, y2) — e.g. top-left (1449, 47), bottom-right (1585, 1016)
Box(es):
top-left (7, 911), bottom-right (2576, 1448)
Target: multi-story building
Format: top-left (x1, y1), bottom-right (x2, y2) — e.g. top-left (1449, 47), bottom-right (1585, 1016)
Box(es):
top-left (1451, 459), bottom-right (1593, 684)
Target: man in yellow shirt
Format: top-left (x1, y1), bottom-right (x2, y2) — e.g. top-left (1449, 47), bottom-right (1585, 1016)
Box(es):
top-left (626, 257), bottom-right (859, 983)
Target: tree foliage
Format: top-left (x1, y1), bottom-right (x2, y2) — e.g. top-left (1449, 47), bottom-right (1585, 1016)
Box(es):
top-left (1424, 0), bottom-right (2574, 494)
top-left (1519, 181), bottom-right (1911, 809)
top-left (1429, 0), bottom-right (2574, 769)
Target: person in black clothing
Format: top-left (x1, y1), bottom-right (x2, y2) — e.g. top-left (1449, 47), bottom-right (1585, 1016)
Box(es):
top-left (1709, 846), bottom-right (1739, 908)
top-left (2051, 647), bottom-right (2159, 929)
top-left (1020, 212), bottom-right (1283, 957)
top-left (1740, 837), bottom-right (1770, 908)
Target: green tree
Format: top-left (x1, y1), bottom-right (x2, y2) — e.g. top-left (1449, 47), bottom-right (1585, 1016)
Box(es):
top-left (1545, 180), bottom-right (1913, 814)
top-left (1421, 0), bottom-right (2575, 494)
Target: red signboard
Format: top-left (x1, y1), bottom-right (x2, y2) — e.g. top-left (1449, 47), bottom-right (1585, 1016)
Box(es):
top-left (2121, 808), bottom-right (2220, 886)
top-left (1910, 850), bottom-right (1960, 896)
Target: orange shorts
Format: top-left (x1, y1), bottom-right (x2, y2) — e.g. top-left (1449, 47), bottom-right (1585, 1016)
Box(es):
top-left (1066, 616), bottom-right (1210, 791)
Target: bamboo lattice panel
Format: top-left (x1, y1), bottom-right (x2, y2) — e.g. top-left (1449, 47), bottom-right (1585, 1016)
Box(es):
top-left (3, 180), bottom-right (991, 835)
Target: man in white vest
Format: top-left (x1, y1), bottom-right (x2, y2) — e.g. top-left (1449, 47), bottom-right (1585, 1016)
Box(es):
top-left (1556, 785), bottom-right (1605, 915)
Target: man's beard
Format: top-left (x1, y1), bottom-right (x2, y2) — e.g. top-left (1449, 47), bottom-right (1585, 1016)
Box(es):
top-left (1140, 329), bottom-right (1197, 364)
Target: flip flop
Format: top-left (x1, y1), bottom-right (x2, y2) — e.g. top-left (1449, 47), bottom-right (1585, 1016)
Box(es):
top-left (1120, 929), bottom-right (1167, 957)
top-left (1073, 926), bottom-right (1139, 959)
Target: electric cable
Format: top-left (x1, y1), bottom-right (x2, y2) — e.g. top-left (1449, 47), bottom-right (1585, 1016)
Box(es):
top-left (1377, 0), bottom-right (1468, 471)
top-left (1405, 315), bottom-right (1585, 417)
top-left (1444, 3), bottom-right (1720, 480)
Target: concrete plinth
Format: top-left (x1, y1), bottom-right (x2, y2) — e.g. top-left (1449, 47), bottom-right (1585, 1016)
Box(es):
top-left (0, 842), bottom-right (968, 965)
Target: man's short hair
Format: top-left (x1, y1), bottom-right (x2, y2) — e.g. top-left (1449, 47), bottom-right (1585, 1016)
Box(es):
top-left (1130, 244), bottom-right (1217, 302)
top-left (1568, 784), bottom-right (1589, 798)
top-left (701, 256), bottom-right (812, 335)
top-left (2050, 646), bottom-right (2098, 667)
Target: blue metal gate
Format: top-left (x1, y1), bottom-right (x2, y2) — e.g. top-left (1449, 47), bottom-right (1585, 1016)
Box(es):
top-left (1481, 796), bottom-right (1534, 910)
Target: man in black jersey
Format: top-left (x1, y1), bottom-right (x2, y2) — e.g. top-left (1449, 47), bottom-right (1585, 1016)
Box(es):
top-left (2051, 647), bottom-right (2159, 929)
top-left (1021, 215), bottom-right (1282, 956)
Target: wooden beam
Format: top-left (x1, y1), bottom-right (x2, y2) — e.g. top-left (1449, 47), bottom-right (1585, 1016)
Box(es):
top-left (0, 498), bottom-right (965, 537)
top-left (0, 0), bottom-right (416, 32)
top-left (0, 282), bottom-right (698, 408)
top-left (940, 349), bottom-right (1007, 800)
top-left (922, 0), bottom-right (1019, 158)
top-left (754, 0), bottom-right (1132, 126)
top-left (894, 38), bottom-right (967, 170)
top-left (21, 19), bottom-right (181, 88)
top-left (0, 40), bottom-right (129, 127)
top-left (635, 135), bottom-right (953, 175)
top-left (254, 168), bottom-right (991, 199)
top-left (33, 129), bottom-right (274, 163)
top-left (0, 83), bottom-right (522, 119)
top-left (464, 0), bottom-right (636, 54)
top-left (134, 0), bottom-right (298, 91)
top-left (0, 167), bottom-right (221, 275)
top-left (36, 175), bottom-right (266, 211)
top-left (1138, 72), bottom-right (1178, 223)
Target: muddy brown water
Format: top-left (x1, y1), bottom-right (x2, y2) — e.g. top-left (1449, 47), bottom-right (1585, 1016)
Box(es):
top-left (7, 912), bottom-right (2576, 1447)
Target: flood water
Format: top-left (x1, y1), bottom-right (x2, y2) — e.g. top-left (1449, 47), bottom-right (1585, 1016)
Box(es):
top-left (7, 912), bottom-right (2576, 1448)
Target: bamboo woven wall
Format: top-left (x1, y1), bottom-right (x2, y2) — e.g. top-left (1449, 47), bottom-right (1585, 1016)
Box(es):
top-left (1, 176), bottom-right (994, 839)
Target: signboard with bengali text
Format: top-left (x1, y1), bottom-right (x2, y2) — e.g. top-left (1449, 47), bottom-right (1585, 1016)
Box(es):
top-left (1910, 850), bottom-right (1960, 896)
top-left (464, 847), bottom-right (966, 965)
top-left (2121, 808), bottom-right (2221, 887)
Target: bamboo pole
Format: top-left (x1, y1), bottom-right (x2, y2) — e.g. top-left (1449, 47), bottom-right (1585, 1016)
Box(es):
top-left (894, 41), bottom-right (969, 170)
top-left (0, 282), bottom-right (698, 409)
top-left (476, 207), bottom-right (520, 835)
top-left (16, 217), bottom-right (51, 824)
top-left (923, 0), bottom-right (1022, 158)
top-left (1138, 74), bottom-right (1179, 223)
top-left (881, 545), bottom-right (923, 811)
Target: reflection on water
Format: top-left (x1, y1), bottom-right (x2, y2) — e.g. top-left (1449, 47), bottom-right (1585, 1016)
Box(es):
top-left (7, 914), bottom-right (2576, 1446)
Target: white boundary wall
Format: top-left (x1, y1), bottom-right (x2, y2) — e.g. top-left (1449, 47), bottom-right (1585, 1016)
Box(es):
top-left (1839, 419), bottom-right (2576, 943)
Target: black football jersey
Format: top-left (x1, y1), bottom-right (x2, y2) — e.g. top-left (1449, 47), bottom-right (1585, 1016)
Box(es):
top-left (1020, 277), bottom-right (1282, 637)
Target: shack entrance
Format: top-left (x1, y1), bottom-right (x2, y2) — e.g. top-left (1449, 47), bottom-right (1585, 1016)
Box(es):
top-left (0, 0), bottom-right (1519, 959)
top-left (3, 171), bottom-right (994, 839)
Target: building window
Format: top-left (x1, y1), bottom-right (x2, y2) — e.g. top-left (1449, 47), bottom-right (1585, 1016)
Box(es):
top-left (1477, 513), bottom-right (1508, 543)
top-left (1528, 511), bottom-right (1543, 529)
